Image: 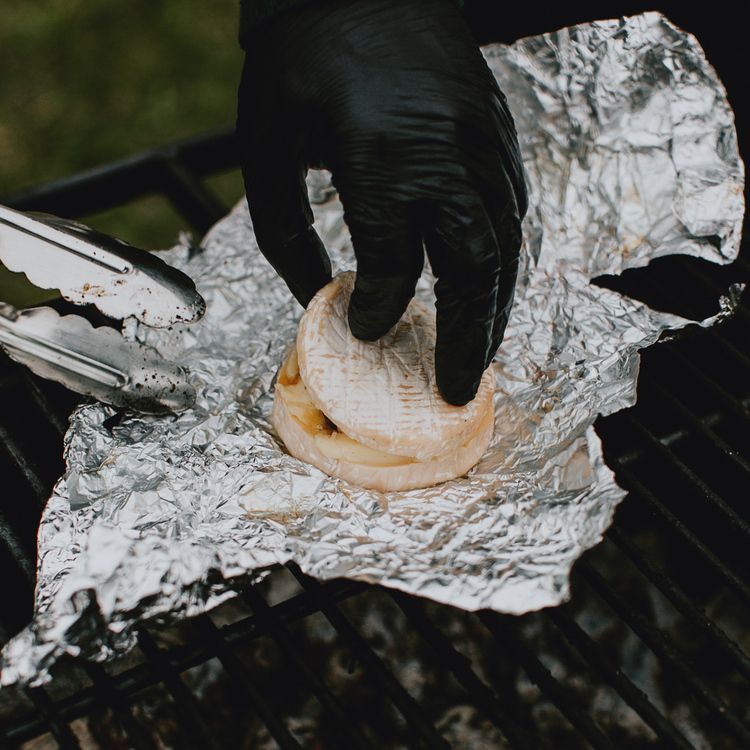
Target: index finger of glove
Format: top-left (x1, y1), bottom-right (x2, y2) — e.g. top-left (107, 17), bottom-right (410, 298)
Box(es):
top-left (339, 196), bottom-right (425, 342)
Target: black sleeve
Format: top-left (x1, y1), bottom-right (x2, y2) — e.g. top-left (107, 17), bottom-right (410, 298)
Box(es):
top-left (239, 0), bottom-right (316, 47)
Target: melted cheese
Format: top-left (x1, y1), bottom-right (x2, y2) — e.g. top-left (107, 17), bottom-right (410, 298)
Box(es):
top-left (297, 272), bottom-right (494, 461)
top-left (272, 347), bottom-right (495, 492)
top-left (276, 349), bottom-right (414, 468)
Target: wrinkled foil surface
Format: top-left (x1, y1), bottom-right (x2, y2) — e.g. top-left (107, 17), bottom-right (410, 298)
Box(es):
top-left (2, 12), bottom-right (744, 686)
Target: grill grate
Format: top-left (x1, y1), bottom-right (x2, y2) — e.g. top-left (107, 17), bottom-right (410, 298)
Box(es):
top-left (0, 127), bottom-right (748, 749)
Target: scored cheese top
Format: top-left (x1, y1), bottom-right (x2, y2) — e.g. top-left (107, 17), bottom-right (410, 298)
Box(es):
top-left (297, 272), bottom-right (495, 461)
top-left (272, 346), bottom-right (495, 492)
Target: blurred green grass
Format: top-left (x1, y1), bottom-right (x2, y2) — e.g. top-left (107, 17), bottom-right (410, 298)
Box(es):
top-left (0, 0), bottom-right (244, 306)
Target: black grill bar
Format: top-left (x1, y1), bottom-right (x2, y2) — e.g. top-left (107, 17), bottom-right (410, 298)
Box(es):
top-left (389, 591), bottom-right (536, 750)
top-left (289, 565), bottom-right (451, 750)
top-left (645, 377), bottom-right (750, 481)
top-left (24, 377), bottom-right (69, 437)
top-left (661, 344), bottom-right (750, 419)
top-left (158, 156), bottom-right (229, 234)
top-left (1, 126), bottom-right (747, 749)
top-left (136, 629), bottom-right (222, 750)
top-left (0, 424), bottom-right (48, 506)
top-left (23, 687), bottom-right (81, 750)
top-left (206, 579), bottom-right (365, 655)
top-left (3, 579), bottom-right (365, 745)
top-left (577, 561), bottom-right (750, 746)
top-left (241, 585), bottom-right (374, 750)
top-left (607, 526), bottom-right (750, 683)
top-left (0, 506), bottom-right (35, 585)
top-left (681, 262), bottom-right (750, 325)
top-left (622, 412), bottom-right (750, 541)
top-left (636, 267), bottom-right (750, 375)
top-left (81, 661), bottom-right (160, 750)
top-left (192, 615), bottom-right (303, 750)
top-left (478, 612), bottom-right (617, 750)
top-left (691, 319), bottom-right (750, 373)
top-left (546, 609), bottom-right (696, 750)
top-left (610, 458), bottom-right (750, 604)
top-left (2, 126), bottom-right (238, 220)
top-left (717, 326), bottom-right (750, 368)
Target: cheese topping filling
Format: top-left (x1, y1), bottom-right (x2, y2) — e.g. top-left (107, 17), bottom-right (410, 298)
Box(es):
top-left (276, 348), bottom-right (416, 468)
top-left (296, 272), bottom-right (495, 462)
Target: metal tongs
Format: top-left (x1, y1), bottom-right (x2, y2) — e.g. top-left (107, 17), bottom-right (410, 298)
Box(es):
top-left (0, 204), bottom-right (206, 414)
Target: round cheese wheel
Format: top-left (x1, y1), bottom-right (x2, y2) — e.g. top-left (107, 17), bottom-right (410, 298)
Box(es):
top-left (271, 347), bottom-right (494, 492)
top-left (297, 272), bottom-right (494, 461)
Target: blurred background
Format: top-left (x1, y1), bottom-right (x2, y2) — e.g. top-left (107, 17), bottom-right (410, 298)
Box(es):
top-left (0, 0), bottom-right (243, 305)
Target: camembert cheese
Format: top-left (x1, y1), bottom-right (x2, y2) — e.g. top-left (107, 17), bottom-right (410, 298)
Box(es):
top-left (271, 272), bottom-right (495, 492)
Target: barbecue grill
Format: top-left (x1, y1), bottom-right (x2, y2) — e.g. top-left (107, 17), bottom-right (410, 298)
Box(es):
top-left (1, 8), bottom-right (749, 744)
top-left (0, 124), bottom-right (747, 750)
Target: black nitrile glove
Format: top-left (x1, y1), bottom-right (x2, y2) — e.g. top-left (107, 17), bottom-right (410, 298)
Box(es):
top-left (237, 0), bottom-right (528, 405)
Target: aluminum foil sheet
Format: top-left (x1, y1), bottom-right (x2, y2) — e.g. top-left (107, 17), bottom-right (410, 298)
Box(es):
top-left (2, 11), bottom-right (744, 686)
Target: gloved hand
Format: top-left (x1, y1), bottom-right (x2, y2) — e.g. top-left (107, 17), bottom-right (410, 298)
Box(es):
top-left (237, 0), bottom-right (527, 405)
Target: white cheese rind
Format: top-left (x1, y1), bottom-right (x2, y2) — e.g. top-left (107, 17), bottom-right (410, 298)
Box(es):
top-left (297, 272), bottom-right (494, 461)
top-left (271, 349), bottom-right (494, 492)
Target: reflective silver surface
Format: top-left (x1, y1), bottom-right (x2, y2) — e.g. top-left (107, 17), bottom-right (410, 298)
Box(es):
top-left (0, 304), bottom-right (195, 413)
top-left (0, 205), bottom-right (206, 327)
top-left (1, 12), bottom-right (744, 686)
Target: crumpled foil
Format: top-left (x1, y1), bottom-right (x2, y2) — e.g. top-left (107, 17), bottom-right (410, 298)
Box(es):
top-left (1, 11), bottom-right (744, 686)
